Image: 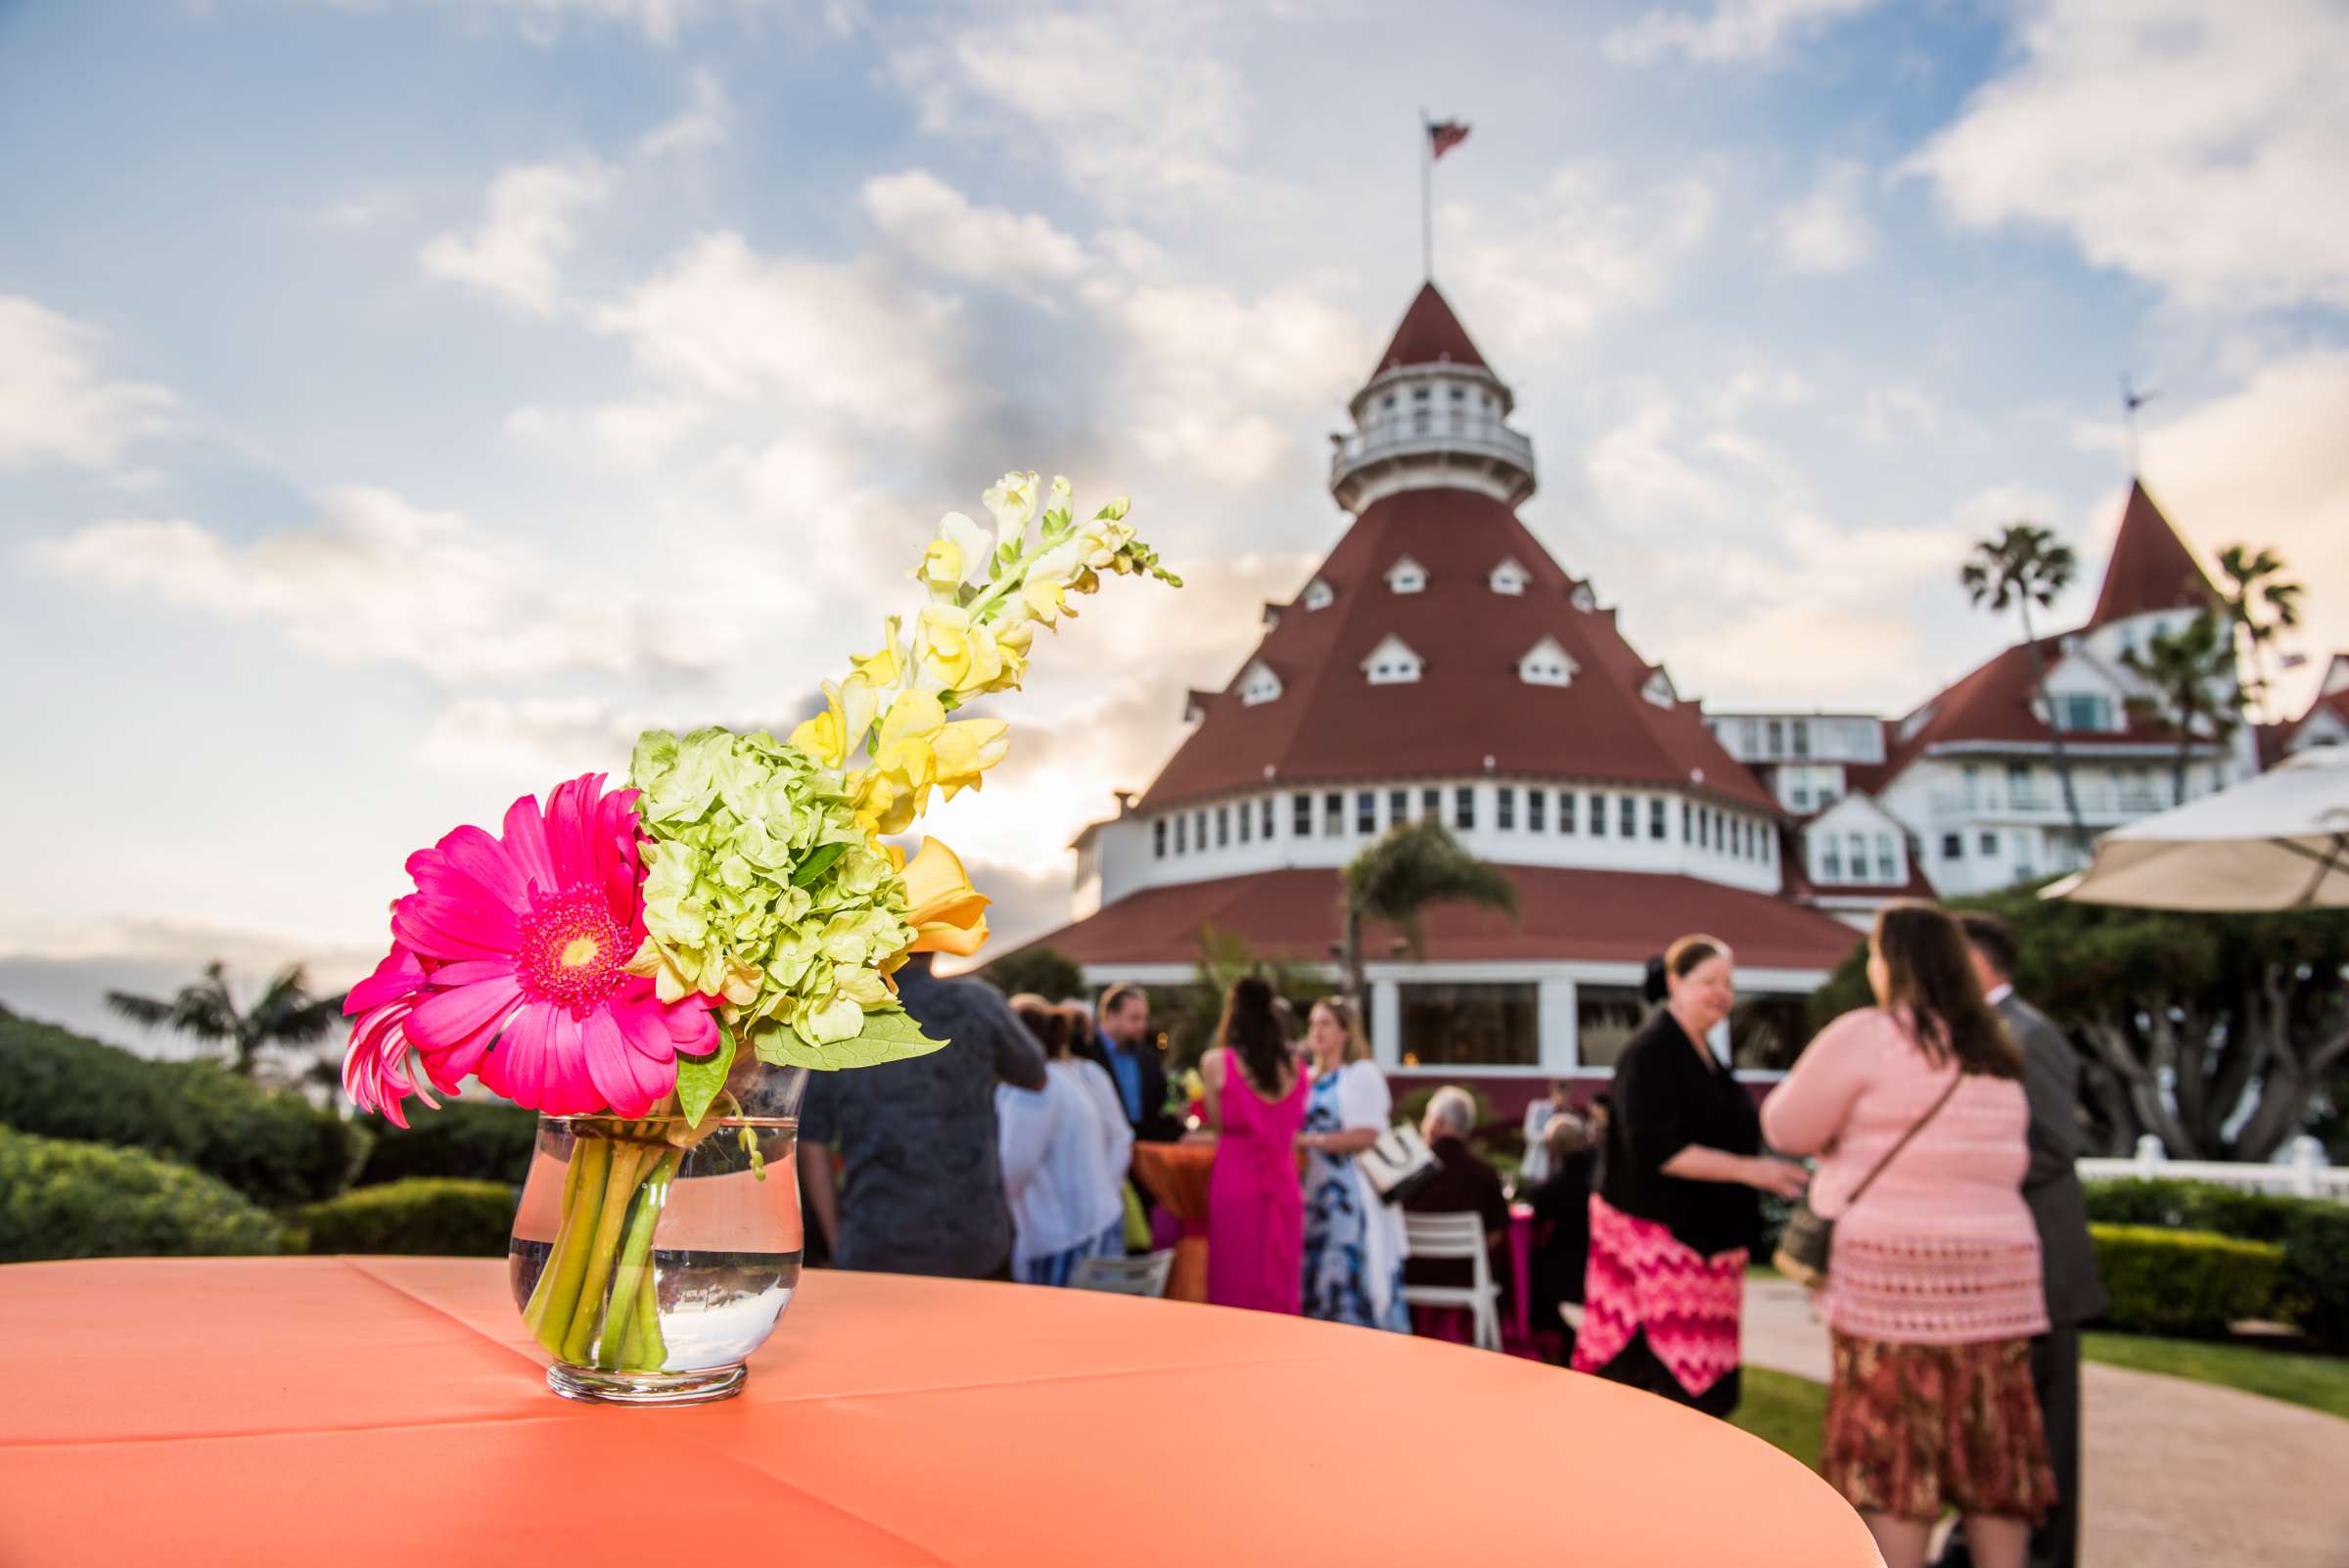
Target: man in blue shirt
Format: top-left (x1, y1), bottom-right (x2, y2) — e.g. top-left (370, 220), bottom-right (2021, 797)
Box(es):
top-left (1080, 984), bottom-right (1178, 1144)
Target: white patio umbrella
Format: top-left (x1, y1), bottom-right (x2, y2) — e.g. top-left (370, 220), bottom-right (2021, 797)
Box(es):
top-left (2044, 744), bottom-right (2349, 910)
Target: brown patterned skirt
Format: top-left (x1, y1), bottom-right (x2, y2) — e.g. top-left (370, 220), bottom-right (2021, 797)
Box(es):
top-left (1821, 1329), bottom-right (2056, 1523)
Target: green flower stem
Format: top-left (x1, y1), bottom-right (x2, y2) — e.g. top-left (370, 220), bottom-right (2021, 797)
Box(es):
top-left (523, 1133), bottom-right (610, 1341)
top-left (599, 1150), bottom-right (679, 1371)
top-left (559, 1139), bottom-right (652, 1365)
top-left (626, 1262), bottom-right (667, 1369)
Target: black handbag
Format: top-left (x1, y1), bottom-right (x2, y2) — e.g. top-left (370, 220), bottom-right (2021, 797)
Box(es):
top-left (1773, 1070), bottom-right (1961, 1290)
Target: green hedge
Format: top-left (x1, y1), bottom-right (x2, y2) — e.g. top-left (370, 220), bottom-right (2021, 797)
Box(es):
top-left (0, 1126), bottom-right (288, 1262)
top-left (2084, 1178), bottom-right (2349, 1349)
top-left (297, 1177), bottom-right (516, 1257)
top-left (2092, 1223), bottom-right (2283, 1338)
top-left (356, 1100), bottom-right (538, 1186)
top-left (0, 1011), bottom-right (367, 1205)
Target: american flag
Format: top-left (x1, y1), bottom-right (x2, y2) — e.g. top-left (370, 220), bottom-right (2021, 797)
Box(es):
top-left (1428, 119), bottom-right (1471, 161)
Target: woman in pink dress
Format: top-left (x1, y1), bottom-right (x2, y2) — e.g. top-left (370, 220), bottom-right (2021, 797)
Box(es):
top-left (1202, 977), bottom-right (1308, 1314)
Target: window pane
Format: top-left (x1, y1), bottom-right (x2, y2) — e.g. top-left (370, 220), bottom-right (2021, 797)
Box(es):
top-left (1389, 788), bottom-right (1407, 826)
top-left (1293, 793), bottom-right (1312, 837)
top-left (1529, 789), bottom-right (1546, 832)
top-left (1323, 792), bottom-right (1343, 837)
top-left (1454, 786), bottom-right (1475, 830)
top-left (1497, 786), bottom-right (1516, 830)
top-left (1421, 787), bottom-right (1441, 820)
top-left (1154, 819), bottom-right (1167, 858)
top-left (1619, 797), bottom-right (1636, 838)
top-left (1400, 982), bottom-right (1539, 1068)
top-left (1216, 806), bottom-right (1229, 847)
top-left (1175, 816), bottom-right (1188, 853)
top-left (1942, 833), bottom-right (1962, 858)
top-left (1561, 792), bottom-right (1578, 834)
top-left (1357, 791), bottom-right (1376, 835)
top-left (1648, 799), bottom-right (1666, 840)
top-left (1731, 994), bottom-right (1812, 1071)
top-left (1262, 798), bottom-right (1275, 840)
top-left (1238, 802), bottom-right (1252, 843)
top-left (1590, 794), bottom-right (1607, 837)
top-left (1575, 986), bottom-right (1648, 1070)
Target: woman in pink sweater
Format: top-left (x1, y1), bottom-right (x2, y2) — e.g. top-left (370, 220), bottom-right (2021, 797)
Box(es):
top-left (1762, 903), bottom-right (2054, 1568)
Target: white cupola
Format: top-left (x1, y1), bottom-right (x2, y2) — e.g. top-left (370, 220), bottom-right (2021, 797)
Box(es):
top-left (1329, 282), bottom-right (1536, 516)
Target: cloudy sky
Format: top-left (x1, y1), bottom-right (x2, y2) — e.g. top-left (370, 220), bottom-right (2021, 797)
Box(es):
top-left (3, 0), bottom-right (2343, 1051)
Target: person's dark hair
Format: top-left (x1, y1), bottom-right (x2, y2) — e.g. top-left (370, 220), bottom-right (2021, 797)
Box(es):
top-left (1640, 954), bottom-right (1668, 1007)
top-left (1060, 1001), bottom-right (1097, 1053)
top-left (1872, 902), bottom-right (2021, 1079)
top-left (1956, 911), bottom-right (2019, 982)
top-left (1664, 934), bottom-right (1729, 981)
top-left (1010, 995), bottom-right (1072, 1060)
top-left (1216, 976), bottom-right (1290, 1096)
top-left (1100, 983), bottom-right (1145, 1017)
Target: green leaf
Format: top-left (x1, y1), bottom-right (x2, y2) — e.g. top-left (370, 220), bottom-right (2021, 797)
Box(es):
top-left (748, 1008), bottom-right (947, 1072)
top-left (674, 1021), bottom-right (737, 1130)
top-left (791, 843), bottom-right (848, 888)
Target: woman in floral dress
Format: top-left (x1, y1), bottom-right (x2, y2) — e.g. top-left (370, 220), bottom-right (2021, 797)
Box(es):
top-left (1298, 996), bottom-right (1409, 1331)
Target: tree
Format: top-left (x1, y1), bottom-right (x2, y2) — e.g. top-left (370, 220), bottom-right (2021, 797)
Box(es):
top-left (106, 961), bottom-right (346, 1079)
top-left (978, 945), bottom-right (1085, 1002)
top-left (2121, 607), bottom-right (2241, 806)
top-left (1163, 923), bottom-right (1328, 1068)
top-left (2216, 542), bottom-right (2304, 730)
top-left (1962, 524), bottom-right (2088, 851)
top-left (1339, 818), bottom-right (1517, 1002)
top-left (1810, 883), bottom-right (2349, 1161)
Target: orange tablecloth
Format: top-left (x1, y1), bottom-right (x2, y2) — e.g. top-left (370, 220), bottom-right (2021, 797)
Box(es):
top-left (1129, 1140), bottom-right (1215, 1303)
top-left (0, 1259), bottom-right (1881, 1567)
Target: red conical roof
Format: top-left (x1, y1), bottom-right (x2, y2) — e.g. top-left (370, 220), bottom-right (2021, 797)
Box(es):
top-left (1136, 487), bottom-right (1773, 811)
top-left (1371, 282), bottom-right (1489, 378)
top-left (2089, 480), bottom-right (2215, 626)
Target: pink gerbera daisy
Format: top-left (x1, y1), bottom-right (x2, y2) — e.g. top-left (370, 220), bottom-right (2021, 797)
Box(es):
top-left (351, 773), bottom-right (716, 1119)
top-left (341, 945), bottom-right (436, 1129)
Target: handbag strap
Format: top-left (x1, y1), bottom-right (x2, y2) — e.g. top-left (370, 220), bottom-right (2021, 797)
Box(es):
top-left (1843, 1067), bottom-right (1964, 1208)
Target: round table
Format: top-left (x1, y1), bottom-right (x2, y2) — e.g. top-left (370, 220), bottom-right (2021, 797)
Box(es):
top-left (0, 1258), bottom-right (1881, 1566)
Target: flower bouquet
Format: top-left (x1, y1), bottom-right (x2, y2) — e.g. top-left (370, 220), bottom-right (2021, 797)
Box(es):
top-left (340, 473), bottom-right (1176, 1403)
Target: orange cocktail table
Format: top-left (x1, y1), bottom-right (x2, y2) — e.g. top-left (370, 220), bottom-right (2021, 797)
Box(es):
top-left (0, 1258), bottom-right (1880, 1566)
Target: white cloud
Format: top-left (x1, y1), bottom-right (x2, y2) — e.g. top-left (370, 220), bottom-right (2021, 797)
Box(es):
top-left (859, 169), bottom-right (1089, 289)
top-left (891, 7), bottom-right (1252, 211)
top-left (418, 159), bottom-right (611, 317)
top-left (1604, 0), bottom-right (1878, 65)
top-left (592, 232), bottom-right (965, 431)
top-left (638, 67), bottom-right (731, 157)
top-left (505, 397), bottom-right (710, 467)
top-left (1854, 383), bottom-right (1941, 443)
top-left (1775, 159), bottom-right (1877, 274)
top-left (28, 485), bottom-right (744, 682)
top-left (1444, 163), bottom-right (1716, 347)
top-left (1908, 0), bottom-right (2349, 311)
top-left (0, 297), bottom-right (174, 472)
top-left (1587, 394), bottom-right (1739, 521)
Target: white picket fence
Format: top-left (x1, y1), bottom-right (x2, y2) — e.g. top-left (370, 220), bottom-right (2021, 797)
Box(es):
top-left (2079, 1133), bottom-right (2349, 1201)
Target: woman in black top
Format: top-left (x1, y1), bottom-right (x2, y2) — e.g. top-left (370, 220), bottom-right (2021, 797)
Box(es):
top-left (1578, 936), bottom-right (1809, 1416)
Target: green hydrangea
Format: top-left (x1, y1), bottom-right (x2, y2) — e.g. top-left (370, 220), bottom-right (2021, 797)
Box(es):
top-left (625, 726), bottom-right (937, 1070)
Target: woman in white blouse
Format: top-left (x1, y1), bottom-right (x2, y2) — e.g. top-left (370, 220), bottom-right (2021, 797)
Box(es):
top-left (996, 997), bottom-right (1128, 1285)
top-left (1297, 995), bottom-right (1409, 1330)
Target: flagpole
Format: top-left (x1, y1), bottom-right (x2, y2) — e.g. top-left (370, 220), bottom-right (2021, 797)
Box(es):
top-left (1418, 106), bottom-right (1432, 280)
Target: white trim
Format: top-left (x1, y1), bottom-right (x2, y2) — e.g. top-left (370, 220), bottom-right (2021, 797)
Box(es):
top-left (1518, 634), bottom-right (1577, 687)
top-left (1385, 554), bottom-right (1428, 594)
top-left (1239, 659), bottom-right (1282, 707)
top-left (1362, 633), bottom-right (1424, 685)
top-left (1303, 576), bottom-right (1335, 611)
top-left (1488, 556), bottom-right (1530, 596)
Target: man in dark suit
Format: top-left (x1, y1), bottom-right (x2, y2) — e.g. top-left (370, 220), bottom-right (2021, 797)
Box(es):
top-left (1077, 984), bottom-right (1180, 1144)
top-left (1936, 912), bottom-right (2107, 1568)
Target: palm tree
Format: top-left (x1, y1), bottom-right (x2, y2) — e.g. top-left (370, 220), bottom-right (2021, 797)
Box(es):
top-left (1961, 524), bottom-right (2088, 851)
top-left (2215, 542), bottom-right (2303, 731)
top-left (1339, 817), bottom-right (1518, 1003)
top-left (2121, 608), bottom-right (2242, 805)
top-left (106, 960), bottom-right (346, 1078)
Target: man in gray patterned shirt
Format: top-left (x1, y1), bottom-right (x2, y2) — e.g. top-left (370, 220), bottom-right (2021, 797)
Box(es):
top-left (799, 953), bottom-right (1048, 1278)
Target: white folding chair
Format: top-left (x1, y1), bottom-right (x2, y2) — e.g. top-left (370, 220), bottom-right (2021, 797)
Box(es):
top-left (1400, 1211), bottom-right (1502, 1351)
top-left (1070, 1249), bottom-right (1175, 1298)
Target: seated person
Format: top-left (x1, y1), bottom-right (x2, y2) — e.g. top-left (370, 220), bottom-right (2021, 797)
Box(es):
top-left (1402, 1086), bottom-right (1510, 1304)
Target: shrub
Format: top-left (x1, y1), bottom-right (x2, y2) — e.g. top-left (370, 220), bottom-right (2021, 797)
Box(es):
top-left (0, 1011), bottom-right (367, 1205)
top-left (297, 1177), bottom-right (517, 1256)
top-left (2091, 1223), bottom-right (2282, 1338)
top-left (2084, 1179), bottom-right (2349, 1349)
top-left (356, 1099), bottom-right (538, 1186)
top-left (0, 1126), bottom-right (287, 1262)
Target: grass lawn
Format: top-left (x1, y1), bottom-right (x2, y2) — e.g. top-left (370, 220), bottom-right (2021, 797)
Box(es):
top-left (2082, 1333), bottom-right (2349, 1422)
top-left (1731, 1366), bottom-right (1826, 1470)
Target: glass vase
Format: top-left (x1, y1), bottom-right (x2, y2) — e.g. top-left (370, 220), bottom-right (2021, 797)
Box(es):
top-left (508, 1063), bottom-right (807, 1406)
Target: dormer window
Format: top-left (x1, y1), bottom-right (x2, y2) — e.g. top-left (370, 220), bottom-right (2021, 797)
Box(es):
top-left (1304, 576), bottom-right (1335, 612)
top-left (1362, 633), bottom-right (1424, 685)
top-left (1239, 659), bottom-right (1283, 707)
top-left (1385, 555), bottom-right (1428, 594)
top-left (1570, 582), bottom-right (1597, 612)
top-left (1518, 635), bottom-right (1577, 688)
top-left (1641, 669), bottom-right (1677, 709)
top-left (1181, 689), bottom-right (1213, 722)
top-left (1489, 557), bottom-right (1530, 596)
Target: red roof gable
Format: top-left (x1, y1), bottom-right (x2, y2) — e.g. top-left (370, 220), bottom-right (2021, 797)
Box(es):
top-left (1012, 866), bottom-right (1862, 975)
top-left (1137, 487), bottom-right (1776, 812)
top-left (1371, 282), bottom-right (1489, 377)
top-left (2089, 480), bottom-right (2215, 627)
